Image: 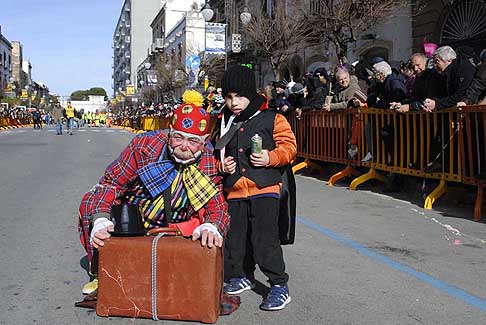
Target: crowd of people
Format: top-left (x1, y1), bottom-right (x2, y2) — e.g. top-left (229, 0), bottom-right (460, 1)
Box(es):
top-left (112, 88), bottom-right (226, 127)
top-left (262, 45), bottom-right (485, 116)
top-left (257, 45), bottom-right (486, 164)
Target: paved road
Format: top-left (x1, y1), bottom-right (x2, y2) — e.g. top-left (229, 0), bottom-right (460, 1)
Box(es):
top-left (1, 125), bottom-right (485, 324)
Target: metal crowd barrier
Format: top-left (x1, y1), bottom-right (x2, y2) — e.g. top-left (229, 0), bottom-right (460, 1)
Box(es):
top-left (290, 108), bottom-right (467, 213)
top-left (459, 105), bottom-right (486, 221)
top-left (353, 108), bottom-right (463, 209)
top-left (290, 109), bottom-right (362, 179)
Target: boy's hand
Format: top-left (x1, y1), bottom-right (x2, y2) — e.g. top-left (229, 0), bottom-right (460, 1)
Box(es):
top-left (251, 150), bottom-right (270, 167)
top-left (223, 156), bottom-right (236, 174)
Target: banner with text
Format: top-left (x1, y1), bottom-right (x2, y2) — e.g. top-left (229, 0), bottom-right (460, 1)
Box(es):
top-left (205, 23), bottom-right (226, 55)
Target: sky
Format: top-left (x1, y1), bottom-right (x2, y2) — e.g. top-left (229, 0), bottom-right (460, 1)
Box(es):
top-left (0, 0), bottom-right (122, 97)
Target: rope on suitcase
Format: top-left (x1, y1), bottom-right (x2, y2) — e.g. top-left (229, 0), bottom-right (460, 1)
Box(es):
top-left (151, 233), bottom-right (164, 320)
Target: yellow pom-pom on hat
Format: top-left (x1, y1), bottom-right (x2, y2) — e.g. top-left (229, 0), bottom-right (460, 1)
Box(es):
top-left (182, 89), bottom-right (204, 107)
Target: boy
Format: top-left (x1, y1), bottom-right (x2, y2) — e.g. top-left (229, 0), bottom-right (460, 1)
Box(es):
top-left (215, 65), bottom-right (296, 311)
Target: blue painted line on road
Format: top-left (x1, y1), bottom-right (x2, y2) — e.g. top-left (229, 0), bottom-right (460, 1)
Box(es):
top-left (297, 216), bottom-right (486, 312)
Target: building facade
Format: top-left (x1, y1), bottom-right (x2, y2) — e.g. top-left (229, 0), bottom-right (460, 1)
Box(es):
top-left (0, 26), bottom-right (13, 93)
top-left (22, 60), bottom-right (32, 87)
top-left (164, 11), bottom-right (206, 94)
top-left (112, 0), bottom-right (163, 96)
top-left (60, 95), bottom-right (107, 113)
top-left (208, 0), bottom-right (413, 86)
top-left (137, 1), bottom-right (207, 99)
top-left (11, 41), bottom-right (25, 90)
top-left (412, 0), bottom-right (486, 55)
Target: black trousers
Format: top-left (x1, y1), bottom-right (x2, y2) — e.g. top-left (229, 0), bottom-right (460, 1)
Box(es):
top-left (224, 197), bottom-right (288, 286)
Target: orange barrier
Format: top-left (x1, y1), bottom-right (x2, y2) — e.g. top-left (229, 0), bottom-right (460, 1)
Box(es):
top-left (459, 105), bottom-right (486, 221)
top-left (0, 116), bottom-right (32, 129)
top-left (289, 109), bottom-right (361, 181)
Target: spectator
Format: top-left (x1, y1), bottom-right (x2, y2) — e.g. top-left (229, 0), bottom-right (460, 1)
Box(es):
top-left (301, 73), bottom-right (328, 111)
top-left (399, 61), bottom-right (415, 97)
top-left (367, 61), bottom-right (407, 109)
top-left (324, 68), bottom-right (363, 111)
top-left (423, 42), bottom-right (438, 69)
top-left (270, 80), bottom-right (292, 115)
top-left (396, 53), bottom-right (446, 113)
top-left (361, 61), bottom-right (407, 162)
top-left (210, 94), bottom-right (225, 116)
top-left (324, 68), bottom-right (365, 159)
top-left (423, 45), bottom-right (476, 111)
top-left (313, 67), bottom-right (332, 96)
top-left (457, 48), bottom-right (486, 107)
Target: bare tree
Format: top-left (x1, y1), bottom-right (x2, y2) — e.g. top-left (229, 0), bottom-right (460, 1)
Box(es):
top-left (242, 2), bottom-right (315, 79)
top-left (153, 53), bottom-right (188, 98)
top-left (306, 0), bottom-right (418, 61)
top-left (199, 54), bottom-right (226, 86)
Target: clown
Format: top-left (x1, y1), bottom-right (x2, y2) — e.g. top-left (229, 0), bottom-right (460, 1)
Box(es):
top-left (78, 90), bottom-right (229, 294)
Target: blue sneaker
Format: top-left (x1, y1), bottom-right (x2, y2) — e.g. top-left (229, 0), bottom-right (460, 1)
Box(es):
top-left (260, 284), bottom-right (291, 311)
top-left (224, 277), bottom-right (255, 295)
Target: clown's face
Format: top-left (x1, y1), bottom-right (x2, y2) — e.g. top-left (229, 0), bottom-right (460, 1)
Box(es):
top-left (169, 130), bottom-right (207, 164)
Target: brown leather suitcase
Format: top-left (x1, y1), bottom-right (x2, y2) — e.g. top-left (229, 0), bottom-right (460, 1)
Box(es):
top-left (96, 228), bottom-right (222, 323)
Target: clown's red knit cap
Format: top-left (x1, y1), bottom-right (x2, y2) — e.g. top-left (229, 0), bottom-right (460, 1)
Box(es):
top-left (171, 103), bottom-right (210, 136)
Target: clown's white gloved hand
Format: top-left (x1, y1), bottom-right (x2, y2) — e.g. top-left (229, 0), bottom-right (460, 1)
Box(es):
top-left (90, 217), bottom-right (114, 245)
top-left (192, 223), bottom-right (223, 240)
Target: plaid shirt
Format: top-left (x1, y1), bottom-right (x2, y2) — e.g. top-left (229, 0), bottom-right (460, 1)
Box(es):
top-left (79, 130), bottom-right (230, 236)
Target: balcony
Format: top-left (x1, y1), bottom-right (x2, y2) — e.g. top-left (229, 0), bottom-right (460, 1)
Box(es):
top-left (154, 38), bottom-right (164, 50)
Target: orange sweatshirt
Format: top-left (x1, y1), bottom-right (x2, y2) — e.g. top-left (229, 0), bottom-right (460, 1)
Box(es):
top-left (220, 113), bottom-right (296, 200)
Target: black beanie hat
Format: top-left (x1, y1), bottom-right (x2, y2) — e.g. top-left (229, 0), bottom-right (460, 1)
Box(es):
top-left (221, 65), bottom-right (257, 100)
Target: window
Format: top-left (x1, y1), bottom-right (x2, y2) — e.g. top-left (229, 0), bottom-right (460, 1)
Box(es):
top-left (309, 0), bottom-right (323, 16)
top-left (264, 0), bottom-right (275, 18)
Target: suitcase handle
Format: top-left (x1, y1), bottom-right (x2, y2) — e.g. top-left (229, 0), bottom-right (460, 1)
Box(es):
top-left (147, 227), bottom-right (181, 236)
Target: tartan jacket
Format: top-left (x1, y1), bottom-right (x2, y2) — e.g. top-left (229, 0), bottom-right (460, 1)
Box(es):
top-left (79, 130), bottom-right (230, 236)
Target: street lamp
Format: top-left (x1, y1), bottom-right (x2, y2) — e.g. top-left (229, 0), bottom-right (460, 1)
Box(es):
top-left (240, 3), bottom-right (252, 27)
top-left (201, 3), bottom-right (214, 22)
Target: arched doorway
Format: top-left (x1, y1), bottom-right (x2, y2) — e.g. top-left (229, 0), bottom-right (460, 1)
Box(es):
top-left (441, 0), bottom-right (486, 54)
top-left (359, 47), bottom-right (390, 68)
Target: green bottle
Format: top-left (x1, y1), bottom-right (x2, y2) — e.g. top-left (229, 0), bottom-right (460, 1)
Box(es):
top-left (251, 133), bottom-right (262, 154)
